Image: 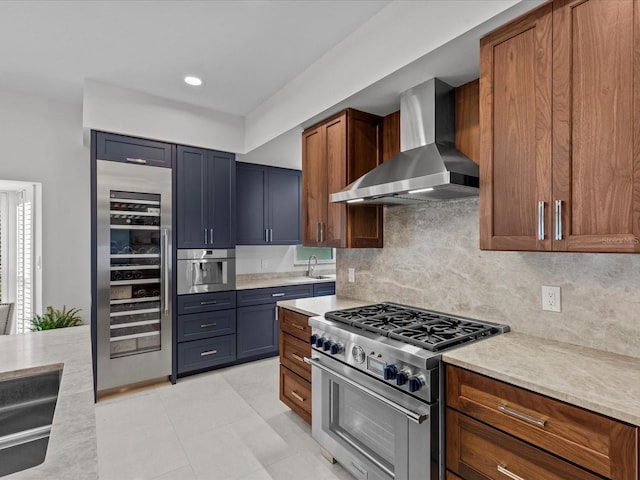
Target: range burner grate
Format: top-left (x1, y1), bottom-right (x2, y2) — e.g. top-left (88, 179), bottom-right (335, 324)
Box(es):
top-left (325, 302), bottom-right (502, 351)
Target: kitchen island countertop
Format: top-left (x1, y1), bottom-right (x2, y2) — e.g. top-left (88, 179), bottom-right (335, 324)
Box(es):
top-left (277, 295), bottom-right (369, 318)
top-left (443, 331), bottom-right (640, 426)
top-left (0, 325), bottom-right (97, 479)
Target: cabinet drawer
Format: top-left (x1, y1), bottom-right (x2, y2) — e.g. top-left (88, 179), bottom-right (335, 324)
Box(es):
top-left (177, 335), bottom-right (236, 374)
top-left (236, 284), bottom-right (313, 307)
top-left (279, 365), bottom-right (311, 424)
top-left (95, 131), bottom-right (173, 168)
top-left (446, 366), bottom-right (637, 479)
top-left (313, 281), bottom-right (335, 297)
top-left (177, 309), bottom-right (236, 342)
top-left (279, 332), bottom-right (311, 381)
top-left (279, 308), bottom-right (310, 341)
top-left (446, 409), bottom-right (601, 480)
top-left (177, 291), bottom-right (236, 314)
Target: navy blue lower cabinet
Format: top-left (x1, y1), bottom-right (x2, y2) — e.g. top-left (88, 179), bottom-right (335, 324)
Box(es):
top-left (177, 335), bottom-right (237, 374)
top-left (177, 309), bottom-right (236, 342)
top-left (236, 303), bottom-right (279, 360)
top-left (313, 282), bottom-right (335, 297)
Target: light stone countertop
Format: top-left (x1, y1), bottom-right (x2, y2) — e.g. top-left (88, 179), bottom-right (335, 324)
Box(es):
top-left (277, 295), bottom-right (369, 318)
top-left (0, 325), bottom-right (98, 479)
top-left (236, 273), bottom-right (335, 291)
top-left (443, 332), bottom-right (640, 426)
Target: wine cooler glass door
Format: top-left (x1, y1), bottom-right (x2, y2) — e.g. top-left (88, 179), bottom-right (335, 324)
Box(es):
top-left (96, 161), bottom-right (172, 392)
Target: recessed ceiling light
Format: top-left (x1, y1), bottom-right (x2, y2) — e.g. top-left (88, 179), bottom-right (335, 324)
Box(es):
top-left (184, 76), bottom-right (203, 86)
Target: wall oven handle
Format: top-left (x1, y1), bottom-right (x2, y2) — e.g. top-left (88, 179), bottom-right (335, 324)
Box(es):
top-left (162, 229), bottom-right (169, 316)
top-left (304, 356), bottom-right (428, 424)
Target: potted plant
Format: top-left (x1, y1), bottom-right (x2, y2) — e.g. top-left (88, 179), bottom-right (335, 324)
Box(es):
top-left (30, 306), bottom-right (82, 331)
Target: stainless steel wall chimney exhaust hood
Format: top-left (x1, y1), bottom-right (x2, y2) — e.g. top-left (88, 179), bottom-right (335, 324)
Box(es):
top-left (330, 78), bottom-right (479, 205)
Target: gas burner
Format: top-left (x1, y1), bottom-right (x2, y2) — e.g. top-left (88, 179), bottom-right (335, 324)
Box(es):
top-left (389, 320), bottom-right (494, 351)
top-left (326, 303), bottom-right (405, 324)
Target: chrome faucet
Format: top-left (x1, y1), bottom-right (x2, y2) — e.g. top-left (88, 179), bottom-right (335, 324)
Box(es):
top-left (307, 255), bottom-right (318, 277)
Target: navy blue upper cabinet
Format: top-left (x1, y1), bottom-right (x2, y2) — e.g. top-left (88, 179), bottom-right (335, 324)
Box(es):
top-left (236, 162), bottom-right (301, 245)
top-left (95, 132), bottom-right (173, 168)
top-left (177, 146), bottom-right (236, 249)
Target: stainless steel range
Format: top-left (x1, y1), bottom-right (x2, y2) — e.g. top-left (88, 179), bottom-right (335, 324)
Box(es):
top-left (304, 302), bottom-right (509, 480)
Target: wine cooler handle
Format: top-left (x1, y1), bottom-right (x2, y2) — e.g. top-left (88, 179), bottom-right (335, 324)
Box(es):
top-left (162, 229), bottom-right (169, 316)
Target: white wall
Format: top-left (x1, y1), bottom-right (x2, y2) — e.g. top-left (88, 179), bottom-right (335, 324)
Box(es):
top-left (83, 80), bottom-right (245, 154)
top-left (0, 88), bottom-right (91, 321)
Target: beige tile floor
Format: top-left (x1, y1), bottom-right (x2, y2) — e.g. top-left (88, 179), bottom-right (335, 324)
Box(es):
top-left (95, 357), bottom-right (354, 480)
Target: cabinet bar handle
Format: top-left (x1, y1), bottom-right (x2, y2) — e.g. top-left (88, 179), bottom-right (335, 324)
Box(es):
top-left (204, 228), bottom-right (208, 244)
top-left (265, 229), bottom-right (269, 242)
top-left (497, 465), bottom-right (526, 480)
top-left (320, 222), bottom-right (325, 243)
top-left (162, 229), bottom-right (169, 316)
top-left (200, 300), bottom-right (217, 305)
top-left (291, 353), bottom-right (304, 362)
top-left (275, 306), bottom-right (279, 321)
top-left (200, 350), bottom-right (218, 357)
top-left (210, 228), bottom-right (214, 244)
top-left (537, 201), bottom-right (545, 240)
top-left (555, 200), bottom-right (562, 240)
top-left (498, 404), bottom-right (546, 428)
top-left (200, 323), bottom-right (217, 328)
top-left (272, 293), bottom-right (285, 297)
top-left (125, 157), bottom-right (147, 165)
top-left (291, 324), bottom-right (305, 330)
top-left (316, 222), bottom-right (320, 242)
top-left (269, 228), bottom-right (273, 242)
top-left (290, 391), bottom-right (306, 402)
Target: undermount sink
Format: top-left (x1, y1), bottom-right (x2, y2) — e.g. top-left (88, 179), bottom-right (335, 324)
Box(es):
top-left (0, 368), bottom-right (61, 477)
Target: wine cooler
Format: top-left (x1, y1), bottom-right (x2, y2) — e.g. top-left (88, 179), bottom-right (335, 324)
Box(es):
top-left (95, 160), bottom-right (172, 393)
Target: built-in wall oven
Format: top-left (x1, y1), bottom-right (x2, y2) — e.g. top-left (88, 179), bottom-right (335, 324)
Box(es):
top-left (306, 303), bottom-right (509, 480)
top-left (177, 249), bottom-right (235, 294)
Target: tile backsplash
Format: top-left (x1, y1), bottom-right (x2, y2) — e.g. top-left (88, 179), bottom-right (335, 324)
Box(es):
top-left (337, 198), bottom-right (640, 358)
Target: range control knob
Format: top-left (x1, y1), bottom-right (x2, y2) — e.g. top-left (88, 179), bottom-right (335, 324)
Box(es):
top-left (383, 365), bottom-right (398, 381)
top-left (309, 334), bottom-right (318, 346)
top-left (396, 371), bottom-right (409, 386)
top-left (323, 340), bottom-right (333, 351)
top-left (330, 343), bottom-right (343, 355)
top-left (352, 345), bottom-right (365, 364)
top-left (408, 376), bottom-right (423, 393)
top-left (316, 337), bottom-right (326, 349)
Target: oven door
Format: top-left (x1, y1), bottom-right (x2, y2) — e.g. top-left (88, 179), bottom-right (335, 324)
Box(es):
top-left (307, 354), bottom-right (438, 480)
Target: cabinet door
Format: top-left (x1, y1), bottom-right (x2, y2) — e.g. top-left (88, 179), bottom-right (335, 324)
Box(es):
top-left (479, 4), bottom-right (553, 251)
top-left (176, 146), bottom-right (208, 248)
top-left (208, 150), bottom-right (236, 248)
top-left (95, 132), bottom-right (173, 168)
top-left (268, 167), bottom-right (301, 244)
top-left (552, 0), bottom-right (640, 252)
top-left (324, 114), bottom-right (347, 247)
top-left (302, 126), bottom-right (327, 246)
top-left (236, 303), bottom-right (278, 359)
top-left (236, 163), bottom-right (268, 245)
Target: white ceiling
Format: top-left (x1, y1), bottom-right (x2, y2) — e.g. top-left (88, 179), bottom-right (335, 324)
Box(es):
top-left (0, 0), bottom-right (389, 116)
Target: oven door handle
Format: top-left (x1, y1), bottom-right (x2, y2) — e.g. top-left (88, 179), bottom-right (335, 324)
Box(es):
top-left (304, 357), bottom-right (429, 424)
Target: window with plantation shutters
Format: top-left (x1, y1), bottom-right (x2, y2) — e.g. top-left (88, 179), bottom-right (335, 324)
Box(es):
top-left (16, 190), bottom-right (32, 333)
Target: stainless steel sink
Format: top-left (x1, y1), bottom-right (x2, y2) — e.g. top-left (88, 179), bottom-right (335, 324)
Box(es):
top-left (0, 369), bottom-right (61, 477)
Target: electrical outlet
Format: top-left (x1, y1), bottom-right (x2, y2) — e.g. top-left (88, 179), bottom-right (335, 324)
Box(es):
top-left (348, 268), bottom-right (355, 283)
top-left (542, 286), bottom-right (561, 312)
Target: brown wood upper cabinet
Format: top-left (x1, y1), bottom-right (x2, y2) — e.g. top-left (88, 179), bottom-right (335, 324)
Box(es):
top-left (480, 0), bottom-right (640, 253)
top-left (302, 108), bottom-right (383, 248)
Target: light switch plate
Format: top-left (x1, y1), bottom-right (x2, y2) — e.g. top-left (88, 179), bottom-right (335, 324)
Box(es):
top-left (542, 285), bottom-right (561, 312)
top-left (348, 268), bottom-right (355, 283)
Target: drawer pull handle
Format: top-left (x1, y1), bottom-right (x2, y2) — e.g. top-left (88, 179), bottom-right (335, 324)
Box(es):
top-left (290, 391), bottom-right (306, 402)
top-left (291, 324), bottom-right (305, 330)
top-left (200, 350), bottom-right (218, 357)
top-left (497, 465), bottom-right (526, 480)
top-left (200, 300), bottom-right (217, 305)
top-left (272, 293), bottom-right (286, 297)
top-left (291, 353), bottom-right (304, 362)
top-left (200, 323), bottom-right (217, 328)
top-left (498, 404), bottom-right (546, 428)
top-left (126, 157), bottom-right (147, 165)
